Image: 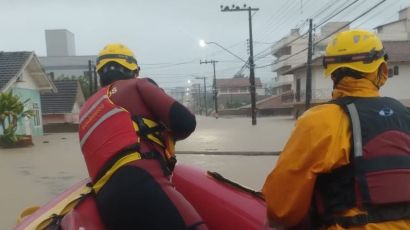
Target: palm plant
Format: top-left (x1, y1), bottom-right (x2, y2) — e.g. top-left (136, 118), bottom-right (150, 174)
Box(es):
top-left (0, 91), bottom-right (34, 146)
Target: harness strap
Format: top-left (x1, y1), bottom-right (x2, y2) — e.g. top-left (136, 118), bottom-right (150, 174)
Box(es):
top-left (332, 204), bottom-right (410, 228)
top-left (92, 152), bottom-right (142, 193)
top-left (140, 151), bottom-right (173, 176)
top-left (132, 115), bottom-right (165, 148)
top-left (35, 185), bottom-right (93, 230)
top-left (36, 152), bottom-right (141, 229)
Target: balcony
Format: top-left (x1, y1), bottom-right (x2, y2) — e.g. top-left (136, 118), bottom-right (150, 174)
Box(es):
top-left (271, 55), bottom-right (292, 72)
top-left (272, 75), bottom-right (293, 87)
top-left (281, 88), bottom-right (333, 104)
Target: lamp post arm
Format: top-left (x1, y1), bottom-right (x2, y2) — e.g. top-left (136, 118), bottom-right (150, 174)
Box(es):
top-left (207, 42), bottom-right (248, 64)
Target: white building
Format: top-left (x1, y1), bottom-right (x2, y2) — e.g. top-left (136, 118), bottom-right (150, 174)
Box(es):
top-left (379, 41), bottom-right (410, 106)
top-left (39, 29), bottom-right (97, 79)
top-left (375, 7), bottom-right (410, 41)
top-left (270, 28), bottom-right (306, 95)
top-left (45, 29), bottom-right (76, 57)
top-left (270, 22), bottom-right (349, 97)
top-left (282, 7), bottom-right (410, 116)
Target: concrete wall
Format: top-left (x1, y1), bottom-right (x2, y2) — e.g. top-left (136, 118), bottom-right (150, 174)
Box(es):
top-left (381, 63), bottom-right (410, 100)
top-left (293, 62), bottom-right (410, 104)
top-left (43, 123), bottom-right (78, 133)
top-left (312, 67), bottom-right (333, 100)
top-left (378, 21), bottom-right (409, 41)
top-left (42, 113), bottom-right (79, 124)
top-left (45, 29), bottom-right (76, 56)
top-left (38, 55), bottom-right (97, 78)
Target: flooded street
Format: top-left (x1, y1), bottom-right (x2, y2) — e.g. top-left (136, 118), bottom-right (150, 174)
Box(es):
top-left (0, 116), bottom-right (294, 229)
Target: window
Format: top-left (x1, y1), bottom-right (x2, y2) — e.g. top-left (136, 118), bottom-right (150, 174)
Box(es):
top-left (393, 65), bottom-right (399, 75)
top-left (388, 66), bottom-right (400, 78)
top-left (32, 103), bottom-right (41, 127)
top-left (388, 68), bottom-right (393, 78)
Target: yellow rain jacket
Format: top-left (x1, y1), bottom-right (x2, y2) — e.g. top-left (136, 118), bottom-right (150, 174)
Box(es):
top-left (262, 75), bottom-right (410, 229)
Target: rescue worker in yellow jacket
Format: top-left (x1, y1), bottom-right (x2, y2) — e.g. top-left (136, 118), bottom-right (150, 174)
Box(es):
top-left (79, 43), bottom-right (207, 229)
top-left (262, 29), bottom-right (410, 229)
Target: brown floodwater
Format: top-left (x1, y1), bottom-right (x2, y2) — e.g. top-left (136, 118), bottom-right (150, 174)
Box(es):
top-left (1, 116), bottom-right (292, 229)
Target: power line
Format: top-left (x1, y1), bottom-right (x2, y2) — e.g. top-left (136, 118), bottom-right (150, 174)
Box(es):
top-left (353, 0), bottom-right (401, 28)
top-left (255, 0), bottom-right (387, 69)
top-left (252, 0), bottom-right (360, 62)
top-left (315, 0), bottom-right (360, 28)
top-left (254, 1), bottom-right (298, 39)
top-left (312, 0), bottom-right (342, 19)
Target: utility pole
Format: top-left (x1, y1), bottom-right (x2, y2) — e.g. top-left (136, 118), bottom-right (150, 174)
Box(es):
top-left (195, 76), bottom-right (207, 116)
top-left (93, 65), bottom-right (98, 94)
top-left (88, 60), bottom-right (93, 97)
top-left (305, 18), bottom-right (313, 110)
top-left (221, 4), bottom-right (259, 125)
top-left (198, 84), bottom-right (201, 114)
top-left (200, 60), bottom-right (218, 116)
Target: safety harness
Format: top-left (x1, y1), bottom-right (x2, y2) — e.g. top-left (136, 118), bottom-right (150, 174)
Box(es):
top-left (314, 97), bottom-right (410, 228)
top-left (33, 112), bottom-right (175, 230)
top-left (33, 118), bottom-right (174, 230)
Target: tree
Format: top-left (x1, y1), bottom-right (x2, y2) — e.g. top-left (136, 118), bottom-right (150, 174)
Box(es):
top-left (0, 91), bottom-right (34, 146)
top-left (78, 75), bottom-right (93, 98)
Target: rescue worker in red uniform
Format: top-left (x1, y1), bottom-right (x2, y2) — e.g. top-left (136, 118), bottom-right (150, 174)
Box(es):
top-left (79, 43), bottom-right (207, 230)
top-left (262, 29), bottom-right (410, 229)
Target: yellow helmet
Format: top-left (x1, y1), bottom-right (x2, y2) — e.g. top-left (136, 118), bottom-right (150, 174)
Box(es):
top-left (323, 29), bottom-right (387, 76)
top-left (96, 43), bottom-right (139, 72)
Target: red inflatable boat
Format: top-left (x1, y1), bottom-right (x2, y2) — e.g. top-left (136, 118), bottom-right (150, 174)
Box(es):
top-left (14, 163), bottom-right (270, 230)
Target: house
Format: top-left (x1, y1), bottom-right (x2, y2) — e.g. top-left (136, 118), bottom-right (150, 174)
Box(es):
top-left (270, 22), bottom-right (350, 97)
top-left (266, 22), bottom-right (350, 116)
top-left (282, 56), bottom-right (332, 116)
top-left (40, 80), bottom-right (85, 128)
top-left (216, 76), bottom-right (264, 109)
top-left (0, 51), bottom-right (56, 136)
top-left (278, 7), bottom-right (410, 117)
top-left (283, 40), bottom-right (410, 116)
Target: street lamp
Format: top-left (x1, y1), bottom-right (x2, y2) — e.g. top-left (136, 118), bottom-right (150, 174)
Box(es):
top-left (199, 40), bottom-right (248, 64)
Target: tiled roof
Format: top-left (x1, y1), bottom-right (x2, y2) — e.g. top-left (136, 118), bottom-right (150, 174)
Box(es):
top-left (0, 51), bottom-right (32, 90)
top-left (216, 77), bottom-right (262, 88)
top-left (41, 80), bottom-right (79, 114)
top-left (383, 41), bottom-right (410, 62)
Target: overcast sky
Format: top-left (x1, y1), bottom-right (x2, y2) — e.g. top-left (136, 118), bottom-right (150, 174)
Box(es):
top-left (0, 0), bottom-right (408, 89)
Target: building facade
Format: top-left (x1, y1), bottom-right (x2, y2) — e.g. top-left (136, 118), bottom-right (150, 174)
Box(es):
top-left (39, 29), bottom-right (97, 79)
top-left (216, 76), bottom-right (264, 109)
top-left (375, 7), bottom-right (410, 41)
top-left (0, 52), bottom-right (56, 136)
top-left (284, 22), bottom-right (410, 116)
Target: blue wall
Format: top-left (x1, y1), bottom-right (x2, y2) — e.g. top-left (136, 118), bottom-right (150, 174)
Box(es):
top-left (0, 87), bottom-right (44, 136)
